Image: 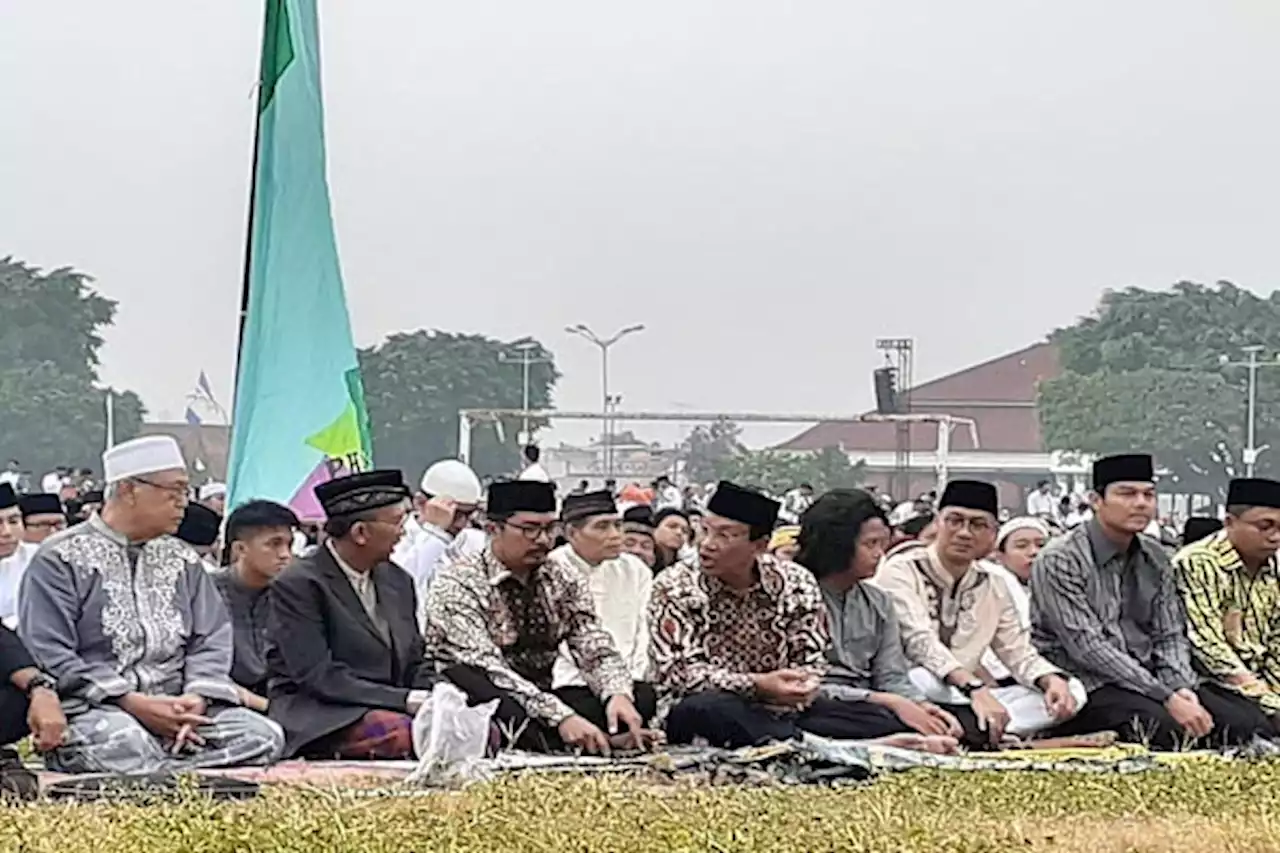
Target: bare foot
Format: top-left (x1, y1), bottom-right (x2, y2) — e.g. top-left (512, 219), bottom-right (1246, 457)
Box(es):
top-left (870, 733), bottom-right (959, 755)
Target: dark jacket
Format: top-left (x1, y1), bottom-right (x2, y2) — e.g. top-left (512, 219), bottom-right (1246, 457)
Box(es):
top-left (265, 544), bottom-right (438, 757)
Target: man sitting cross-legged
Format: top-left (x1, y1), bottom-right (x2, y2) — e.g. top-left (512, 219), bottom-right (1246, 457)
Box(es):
top-left (795, 489), bottom-right (965, 742)
top-left (650, 481), bottom-right (953, 749)
top-left (266, 471), bottom-right (441, 760)
top-left (426, 480), bottom-right (658, 755)
top-left (548, 490), bottom-right (658, 733)
top-left (874, 480), bottom-right (1085, 748)
top-left (19, 436), bottom-right (284, 774)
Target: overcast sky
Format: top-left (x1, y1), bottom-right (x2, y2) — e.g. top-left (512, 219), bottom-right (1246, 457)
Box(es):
top-left (3, 1), bottom-right (1278, 448)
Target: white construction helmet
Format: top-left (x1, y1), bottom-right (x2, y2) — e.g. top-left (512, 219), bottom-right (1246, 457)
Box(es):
top-left (420, 459), bottom-right (482, 505)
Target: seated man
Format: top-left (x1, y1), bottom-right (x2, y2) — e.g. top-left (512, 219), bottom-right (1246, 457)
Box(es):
top-left (426, 481), bottom-right (654, 754)
top-left (1173, 477), bottom-right (1280, 733)
top-left (980, 516), bottom-right (1049, 684)
top-left (266, 471), bottom-right (439, 760)
top-left (211, 500), bottom-right (299, 713)
top-left (651, 482), bottom-right (913, 748)
top-left (393, 459), bottom-right (486, 596)
top-left (19, 493), bottom-right (67, 544)
top-left (0, 485), bottom-right (36, 629)
top-left (875, 480), bottom-right (1083, 747)
top-left (18, 435), bottom-right (284, 774)
top-left (796, 490), bottom-right (963, 741)
top-left (548, 491), bottom-right (657, 730)
top-left (1032, 454), bottom-right (1271, 748)
top-left (621, 506), bottom-right (657, 569)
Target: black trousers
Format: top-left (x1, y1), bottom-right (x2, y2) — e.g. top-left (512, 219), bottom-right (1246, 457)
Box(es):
top-left (665, 691), bottom-right (909, 748)
top-left (555, 683), bottom-right (658, 732)
top-left (0, 685), bottom-right (26, 748)
top-left (1049, 683), bottom-right (1270, 749)
top-left (443, 665), bottom-right (657, 753)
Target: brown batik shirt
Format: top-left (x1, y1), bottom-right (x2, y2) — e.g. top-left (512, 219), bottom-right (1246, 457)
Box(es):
top-left (424, 547), bottom-right (634, 726)
top-left (648, 554), bottom-right (829, 716)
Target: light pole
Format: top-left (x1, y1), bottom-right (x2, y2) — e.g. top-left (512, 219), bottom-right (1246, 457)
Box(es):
top-left (498, 341), bottom-right (552, 445)
top-left (566, 323), bottom-right (645, 478)
top-left (1221, 345), bottom-right (1280, 477)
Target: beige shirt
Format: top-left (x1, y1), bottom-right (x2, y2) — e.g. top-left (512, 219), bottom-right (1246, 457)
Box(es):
top-left (872, 543), bottom-right (1060, 689)
top-left (547, 545), bottom-right (652, 688)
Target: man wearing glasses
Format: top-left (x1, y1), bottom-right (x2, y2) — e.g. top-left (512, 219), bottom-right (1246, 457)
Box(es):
top-left (18, 493), bottom-right (68, 544)
top-left (426, 480), bottom-right (656, 754)
top-left (265, 470), bottom-right (440, 760)
top-left (18, 435), bottom-right (284, 774)
top-left (874, 479), bottom-right (1083, 748)
top-left (1174, 477), bottom-right (1280, 736)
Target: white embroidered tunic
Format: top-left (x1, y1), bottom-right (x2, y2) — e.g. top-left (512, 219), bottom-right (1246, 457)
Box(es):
top-left (17, 514), bottom-right (240, 711)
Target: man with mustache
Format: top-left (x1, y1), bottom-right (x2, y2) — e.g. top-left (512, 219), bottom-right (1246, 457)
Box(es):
top-left (426, 480), bottom-right (654, 754)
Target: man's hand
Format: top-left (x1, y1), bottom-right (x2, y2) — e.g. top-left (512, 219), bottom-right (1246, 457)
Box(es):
top-left (1165, 689), bottom-right (1214, 739)
top-left (883, 696), bottom-right (952, 737)
top-left (557, 714), bottom-right (612, 756)
top-left (753, 670), bottom-right (820, 709)
top-left (119, 693), bottom-right (212, 740)
top-left (970, 688), bottom-right (1011, 745)
top-left (604, 695), bottom-right (662, 751)
top-left (27, 687), bottom-right (66, 753)
top-left (921, 701), bottom-right (965, 738)
top-left (1039, 675), bottom-right (1078, 721)
top-left (421, 496), bottom-right (458, 531)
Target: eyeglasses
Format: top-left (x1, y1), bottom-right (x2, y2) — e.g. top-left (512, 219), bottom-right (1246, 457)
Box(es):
top-left (941, 514), bottom-right (995, 535)
top-left (503, 521), bottom-right (559, 542)
top-left (131, 477), bottom-right (191, 503)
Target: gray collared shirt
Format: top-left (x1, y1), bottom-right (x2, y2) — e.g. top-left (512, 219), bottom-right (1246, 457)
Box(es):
top-left (820, 581), bottom-right (924, 703)
top-left (1030, 520), bottom-right (1198, 701)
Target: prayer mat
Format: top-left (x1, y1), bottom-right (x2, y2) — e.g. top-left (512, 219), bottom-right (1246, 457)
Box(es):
top-left (44, 771), bottom-right (261, 802)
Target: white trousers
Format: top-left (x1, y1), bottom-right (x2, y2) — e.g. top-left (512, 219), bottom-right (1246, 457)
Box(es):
top-left (908, 668), bottom-right (1089, 737)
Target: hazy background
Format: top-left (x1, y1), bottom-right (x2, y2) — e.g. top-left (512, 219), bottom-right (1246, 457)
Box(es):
top-left (3, 1), bottom-right (1278, 448)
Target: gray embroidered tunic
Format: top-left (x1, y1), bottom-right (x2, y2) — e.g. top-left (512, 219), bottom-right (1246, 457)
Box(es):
top-left (18, 514), bottom-right (240, 710)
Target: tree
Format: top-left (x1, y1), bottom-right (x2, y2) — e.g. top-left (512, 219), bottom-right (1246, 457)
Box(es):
top-left (0, 258), bottom-right (146, 475)
top-left (358, 331), bottom-right (559, 479)
top-left (680, 419), bottom-right (743, 484)
top-left (1038, 280), bottom-right (1280, 492)
top-left (715, 446), bottom-right (866, 496)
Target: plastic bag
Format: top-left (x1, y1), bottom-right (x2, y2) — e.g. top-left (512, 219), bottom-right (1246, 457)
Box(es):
top-left (408, 681), bottom-right (499, 785)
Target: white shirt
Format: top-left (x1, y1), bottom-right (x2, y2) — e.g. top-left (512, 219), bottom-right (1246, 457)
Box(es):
top-left (548, 545), bottom-right (652, 688)
top-left (979, 560), bottom-right (1031, 682)
top-left (0, 472), bottom-right (19, 488)
top-left (0, 542), bottom-right (37, 629)
top-left (40, 472), bottom-right (63, 495)
top-left (518, 463), bottom-right (551, 483)
top-left (1025, 490), bottom-right (1056, 518)
top-left (400, 524), bottom-right (486, 630)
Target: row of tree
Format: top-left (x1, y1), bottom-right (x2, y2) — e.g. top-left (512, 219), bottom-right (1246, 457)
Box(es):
top-left (4, 254), bottom-right (1276, 491)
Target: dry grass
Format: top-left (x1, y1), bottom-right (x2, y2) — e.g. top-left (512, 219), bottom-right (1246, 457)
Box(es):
top-left (0, 762), bottom-right (1277, 852)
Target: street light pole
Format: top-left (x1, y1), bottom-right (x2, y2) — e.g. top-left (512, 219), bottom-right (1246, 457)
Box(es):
top-left (498, 341), bottom-right (552, 446)
top-left (1222, 345), bottom-right (1278, 477)
top-left (566, 323), bottom-right (645, 479)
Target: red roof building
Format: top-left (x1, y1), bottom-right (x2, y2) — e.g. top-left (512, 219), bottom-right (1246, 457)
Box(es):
top-left (776, 342), bottom-right (1083, 507)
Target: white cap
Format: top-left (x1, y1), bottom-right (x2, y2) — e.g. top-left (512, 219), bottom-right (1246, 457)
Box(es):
top-left (996, 516), bottom-right (1049, 548)
top-left (198, 482), bottom-right (227, 501)
top-left (420, 459), bottom-right (482, 505)
top-left (103, 436), bottom-right (186, 483)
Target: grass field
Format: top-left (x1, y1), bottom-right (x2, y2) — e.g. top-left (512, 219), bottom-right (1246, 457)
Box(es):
top-left (0, 762), bottom-right (1277, 852)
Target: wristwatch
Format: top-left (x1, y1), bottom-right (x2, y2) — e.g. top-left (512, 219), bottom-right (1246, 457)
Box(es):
top-left (24, 672), bottom-right (56, 697)
top-left (957, 678), bottom-right (986, 698)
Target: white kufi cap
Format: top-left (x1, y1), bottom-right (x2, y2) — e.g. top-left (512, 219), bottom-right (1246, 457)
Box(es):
top-left (198, 482), bottom-right (227, 501)
top-left (420, 459), bottom-right (482, 504)
top-left (103, 435), bottom-right (187, 483)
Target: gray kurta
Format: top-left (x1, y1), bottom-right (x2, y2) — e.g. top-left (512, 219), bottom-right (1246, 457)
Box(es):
top-left (18, 515), bottom-right (282, 773)
top-left (820, 582), bottom-right (926, 703)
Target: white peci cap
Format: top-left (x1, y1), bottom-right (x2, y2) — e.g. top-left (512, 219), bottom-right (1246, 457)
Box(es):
top-left (198, 482), bottom-right (227, 501)
top-left (420, 459), bottom-right (482, 505)
top-left (103, 435), bottom-right (187, 483)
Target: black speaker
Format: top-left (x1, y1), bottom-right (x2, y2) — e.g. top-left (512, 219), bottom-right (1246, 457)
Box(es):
top-left (873, 367), bottom-right (899, 414)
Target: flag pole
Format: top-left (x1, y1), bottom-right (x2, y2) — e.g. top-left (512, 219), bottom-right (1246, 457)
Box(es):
top-left (233, 0), bottom-right (273, 414)
top-left (104, 390), bottom-right (115, 450)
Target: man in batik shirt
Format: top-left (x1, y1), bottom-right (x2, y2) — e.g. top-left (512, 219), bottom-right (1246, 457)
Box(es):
top-left (1174, 477), bottom-right (1280, 731)
top-left (651, 481), bottom-right (901, 748)
top-left (19, 435), bottom-right (283, 774)
top-left (426, 480), bottom-right (658, 754)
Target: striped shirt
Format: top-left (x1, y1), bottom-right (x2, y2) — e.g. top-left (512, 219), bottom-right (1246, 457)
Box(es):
top-left (1030, 521), bottom-right (1198, 702)
top-left (1173, 531), bottom-right (1280, 716)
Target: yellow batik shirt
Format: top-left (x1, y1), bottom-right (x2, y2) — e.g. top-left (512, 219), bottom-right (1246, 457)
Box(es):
top-left (1173, 531), bottom-right (1280, 716)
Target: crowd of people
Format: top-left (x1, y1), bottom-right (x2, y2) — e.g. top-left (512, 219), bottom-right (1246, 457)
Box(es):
top-left (0, 435), bottom-right (1274, 800)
